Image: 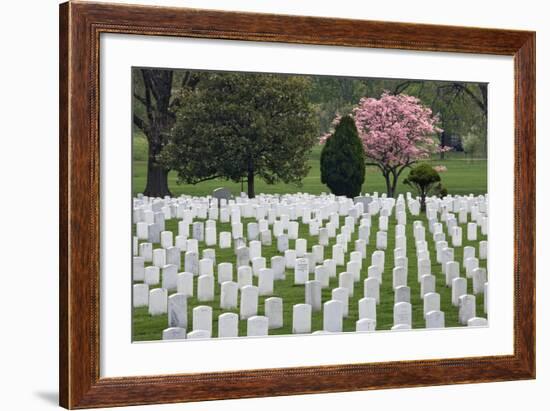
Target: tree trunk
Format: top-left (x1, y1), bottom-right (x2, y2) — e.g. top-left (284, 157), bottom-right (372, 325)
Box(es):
top-left (383, 172), bottom-right (392, 198)
top-left (420, 192), bottom-right (427, 213)
top-left (439, 131), bottom-right (447, 160)
top-left (143, 140), bottom-right (171, 197)
top-left (247, 171), bottom-right (255, 198)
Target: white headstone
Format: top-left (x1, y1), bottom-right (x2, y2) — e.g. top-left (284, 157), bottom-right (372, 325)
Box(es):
top-left (292, 303), bottom-right (312, 334)
top-left (247, 315), bottom-right (269, 337)
top-left (459, 294), bottom-right (476, 325)
top-left (148, 288), bottom-right (168, 315)
top-left (162, 327), bottom-right (186, 340)
top-left (258, 268), bottom-right (274, 296)
top-left (393, 301), bottom-right (412, 326)
top-left (323, 300), bottom-right (343, 332)
top-left (192, 305), bottom-right (213, 334)
top-left (168, 293), bottom-right (188, 328)
top-left (133, 283), bottom-right (149, 308)
top-left (265, 297), bottom-right (283, 329)
top-left (197, 274), bottom-right (214, 302)
top-left (218, 312), bottom-right (239, 338)
top-left (425, 310), bottom-right (445, 328)
top-left (240, 285), bottom-right (259, 319)
top-left (220, 281), bottom-right (238, 310)
top-left (358, 297), bottom-right (377, 320)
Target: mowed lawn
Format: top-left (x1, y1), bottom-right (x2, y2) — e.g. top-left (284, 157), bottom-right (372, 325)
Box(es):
top-left (132, 136), bottom-right (488, 341)
top-left (132, 135), bottom-right (487, 197)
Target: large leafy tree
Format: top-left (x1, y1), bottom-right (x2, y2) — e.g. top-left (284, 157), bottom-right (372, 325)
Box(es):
top-left (133, 68), bottom-right (200, 197)
top-left (161, 72), bottom-right (318, 198)
top-left (320, 116), bottom-right (365, 198)
top-left (353, 92), bottom-right (444, 198)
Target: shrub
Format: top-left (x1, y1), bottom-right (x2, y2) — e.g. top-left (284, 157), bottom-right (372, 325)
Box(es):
top-left (320, 116), bottom-right (365, 198)
top-left (403, 163), bottom-right (442, 212)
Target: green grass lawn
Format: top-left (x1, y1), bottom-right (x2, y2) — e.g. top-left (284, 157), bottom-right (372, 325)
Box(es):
top-left (132, 134), bottom-right (487, 341)
top-left (132, 134), bottom-right (487, 198)
top-left (133, 212), bottom-right (487, 341)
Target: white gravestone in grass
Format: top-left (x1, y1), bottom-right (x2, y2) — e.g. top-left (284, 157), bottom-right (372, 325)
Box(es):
top-left (139, 242), bottom-right (153, 262)
top-left (161, 264), bottom-right (178, 291)
top-left (236, 246), bottom-right (250, 269)
top-left (152, 248), bottom-right (166, 268)
top-left (472, 267), bottom-right (487, 295)
top-left (265, 297), bottom-right (284, 329)
top-left (305, 280), bottom-right (322, 312)
top-left (220, 281), bottom-right (238, 310)
top-left (314, 266), bottom-right (330, 288)
top-left (465, 257), bottom-right (479, 278)
top-left (197, 274), bottom-right (214, 302)
top-left (284, 249), bottom-right (297, 269)
top-left (425, 310), bottom-right (445, 329)
top-left (323, 259), bottom-right (337, 278)
top-left (417, 258), bottom-right (431, 282)
top-left (452, 277), bottom-right (467, 307)
top-left (205, 227), bottom-right (217, 246)
top-left (277, 234), bottom-right (289, 253)
top-left (479, 240), bottom-right (488, 260)
top-left (198, 258), bottom-right (213, 277)
top-left (364, 277), bottom-right (380, 304)
top-left (133, 257), bottom-right (145, 282)
top-left (347, 260), bottom-right (361, 283)
top-left (260, 230), bottom-right (272, 246)
top-left (393, 302), bottom-right (412, 327)
top-left (218, 312), bottom-right (239, 338)
top-left (423, 292), bottom-right (440, 318)
top-left (166, 246), bottom-right (181, 270)
top-left (420, 275), bottom-right (436, 299)
top-left (247, 222), bottom-right (259, 241)
top-left (240, 285), bottom-right (259, 320)
top-left (295, 238), bottom-right (307, 257)
top-left (176, 272), bottom-right (193, 297)
top-left (162, 327), bottom-right (186, 340)
top-left (312, 245), bottom-right (324, 264)
top-left (148, 288), bottom-right (167, 315)
top-left (252, 257), bottom-right (266, 277)
top-left (133, 284), bottom-right (149, 308)
top-left (292, 303), bottom-right (312, 334)
top-left (217, 262), bottom-right (233, 284)
top-left (332, 287), bottom-right (349, 318)
top-left (332, 244), bottom-right (345, 266)
top-left (372, 250), bottom-right (385, 274)
top-left (395, 285), bottom-right (411, 304)
top-left (168, 293), bottom-right (187, 328)
top-left (249, 240), bottom-right (262, 260)
top-left (459, 294), bottom-right (476, 325)
top-left (184, 251), bottom-right (199, 275)
top-left (367, 265), bottom-right (382, 285)
top-left (294, 258), bottom-right (309, 285)
top-left (358, 297), bottom-right (377, 321)
top-left (445, 261), bottom-right (460, 287)
top-left (376, 231), bottom-right (387, 250)
top-left (271, 256), bottom-right (285, 280)
top-left (219, 232), bottom-right (231, 249)
top-left (467, 222), bottom-right (478, 241)
top-left (144, 266), bottom-right (160, 285)
top-left (339, 272), bottom-right (354, 298)
top-left (161, 231), bottom-right (173, 249)
top-left (192, 305), bottom-right (212, 335)
top-left (323, 300), bottom-right (344, 332)
top-left (247, 315), bottom-right (269, 337)
top-left (258, 268), bottom-right (274, 296)
top-left (463, 246), bottom-right (476, 266)
top-left (237, 266), bottom-right (253, 289)
top-left (392, 266), bottom-right (407, 290)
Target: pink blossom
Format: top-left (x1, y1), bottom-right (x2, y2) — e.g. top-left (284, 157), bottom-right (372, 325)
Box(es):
top-left (433, 165), bottom-right (448, 172)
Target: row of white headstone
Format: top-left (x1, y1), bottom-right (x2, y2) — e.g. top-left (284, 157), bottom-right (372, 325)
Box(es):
top-left (133, 192), bottom-right (488, 339)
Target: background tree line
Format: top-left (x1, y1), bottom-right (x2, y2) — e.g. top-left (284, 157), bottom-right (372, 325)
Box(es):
top-left (133, 68), bottom-right (487, 198)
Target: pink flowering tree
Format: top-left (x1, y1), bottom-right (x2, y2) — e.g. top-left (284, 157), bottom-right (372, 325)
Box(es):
top-left (321, 92), bottom-right (446, 197)
top-left (354, 93), bottom-right (445, 197)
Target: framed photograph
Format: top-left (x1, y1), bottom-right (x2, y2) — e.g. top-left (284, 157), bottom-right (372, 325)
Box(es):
top-left (59, 1), bottom-right (535, 408)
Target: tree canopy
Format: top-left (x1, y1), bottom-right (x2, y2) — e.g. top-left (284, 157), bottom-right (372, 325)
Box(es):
top-left (320, 116), bottom-right (365, 197)
top-left (403, 163), bottom-right (444, 212)
top-left (161, 72), bottom-right (318, 198)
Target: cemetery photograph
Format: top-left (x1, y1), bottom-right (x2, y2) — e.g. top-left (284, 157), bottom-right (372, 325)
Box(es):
top-left (131, 67), bottom-right (489, 341)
